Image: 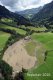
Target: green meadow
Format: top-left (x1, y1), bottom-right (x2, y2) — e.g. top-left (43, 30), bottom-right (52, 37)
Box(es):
top-left (0, 31), bottom-right (10, 50)
top-left (0, 31), bottom-right (10, 59)
top-left (0, 23), bottom-right (26, 35)
top-left (25, 32), bottom-right (53, 80)
top-left (31, 32), bottom-right (53, 50)
top-left (20, 25), bottom-right (47, 31)
top-left (27, 26), bottom-right (47, 31)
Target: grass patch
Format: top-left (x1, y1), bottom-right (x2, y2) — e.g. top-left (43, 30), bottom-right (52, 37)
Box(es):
top-left (31, 32), bottom-right (53, 50)
top-left (0, 31), bottom-right (10, 50)
top-left (0, 31), bottom-right (10, 59)
top-left (1, 18), bottom-right (17, 26)
top-left (25, 51), bottom-right (53, 80)
top-left (25, 41), bottom-right (36, 56)
top-left (24, 32), bottom-right (53, 80)
top-left (20, 26), bottom-right (47, 31)
top-left (25, 40), bottom-right (45, 65)
top-left (0, 23), bottom-right (26, 35)
top-left (28, 27), bottom-right (47, 31)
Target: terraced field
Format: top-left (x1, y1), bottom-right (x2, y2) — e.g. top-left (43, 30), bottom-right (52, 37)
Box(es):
top-left (27, 26), bottom-right (47, 31)
top-left (20, 25), bottom-right (47, 31)
top-left (0, 23), bottom-right (26, 35)
top-left (1, 18), bottom-right (17, 26)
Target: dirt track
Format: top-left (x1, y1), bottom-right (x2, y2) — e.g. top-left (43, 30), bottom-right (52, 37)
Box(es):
top-left (3, 39), bottom-right (37, 73)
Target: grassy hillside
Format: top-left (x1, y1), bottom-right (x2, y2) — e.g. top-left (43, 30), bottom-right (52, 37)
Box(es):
top-left (0, 31), bottom-right (10, 50)
top-left (32, 1), bottom-right (53, 26)
top-left (26, 26), bottom-right (47, 31)
top-left (0, 21), bottom-right (53, 80)
top-left (0, 5), bottom-right (31, 26)
top-left (0, 23), bottom-right (26, 35)
top-left (25, 32), bottom-right (53, 80)
top-left (0, 31), bottom-right (10, 59)
top-left (1, 18), bottom-right (17, 26)
top-left (31, 32), bottom-right (53, 50)
top-left (17, 7), bottom-right (42, 19)
top-left (19, 25), bottom-right (47, 32)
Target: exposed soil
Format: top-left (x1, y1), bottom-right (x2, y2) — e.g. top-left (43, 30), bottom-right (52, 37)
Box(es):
top-left (3, 39), bottom-right (37, 74)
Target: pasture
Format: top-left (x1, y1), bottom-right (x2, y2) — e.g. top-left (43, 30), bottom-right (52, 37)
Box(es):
top-left (0, 31), bottom-right (10, 59)
top-left (20, 25), bottom-right (47, 31)
top-left (24, 32), bottom-right (53, 80)
top-left (0, 31), bottom-right (10, 50)
top-left (0, 23), bottom-right (26, 35)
